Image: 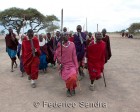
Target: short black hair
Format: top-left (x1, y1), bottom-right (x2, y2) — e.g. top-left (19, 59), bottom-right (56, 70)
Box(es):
top-left (27, 29), bottom-right (33, 34)
top-left (47, 33), bottom-right (51, 35)
top-left (56, 31), bottom-right (60, 33)
top-left (102, 28), bottom-right (107, 33)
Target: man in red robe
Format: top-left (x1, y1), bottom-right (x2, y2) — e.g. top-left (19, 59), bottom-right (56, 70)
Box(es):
top-left (68, 32), bottom-right (74, 42)
top-left (87, 32), bottom-right (106, 91)
top-left (22, 29), bottom-right (41, 88)
top-left (102, 28), bottom-right (112, 63)
top-left (86, 32), bottom-right (94, 46)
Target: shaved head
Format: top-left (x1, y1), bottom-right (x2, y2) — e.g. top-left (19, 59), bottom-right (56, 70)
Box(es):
top-left (77, 25), bottom-right (82, 32)
top-left (63, 27), bottom-right (67, 32)
top-left (95, 32), bottom-right (103, 40)
top-left (8, 27), bottom-right (13, 34)
top-left (27, 29), bottom-right (34, 39)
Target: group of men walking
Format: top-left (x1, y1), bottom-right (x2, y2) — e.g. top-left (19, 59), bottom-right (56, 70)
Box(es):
top-left (5, 25), bottom-right (112, 97)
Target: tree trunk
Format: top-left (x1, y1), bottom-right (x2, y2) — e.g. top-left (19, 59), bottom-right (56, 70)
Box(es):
top-left (17, 27), bottom-right (21, 35)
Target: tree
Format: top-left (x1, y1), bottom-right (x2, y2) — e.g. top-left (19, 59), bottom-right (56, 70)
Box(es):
top-left (0, 7), bottom-right (60, 35)
top-left (121, 29), bottom-right (126, 33)
top-left (0, 30), bottom-right (5, 35)
top-left (127, 23), bottom-right (140, 34)
top-left (45, 15), bottom-right (60, 33)
top-left (0, 7), bottom-right (25, 35)
top-left (46, 24), bottom-right (60, 33)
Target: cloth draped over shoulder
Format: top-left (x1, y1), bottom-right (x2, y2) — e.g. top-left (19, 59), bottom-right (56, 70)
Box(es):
top-left (22, 37), bottom-right (41, 66)
top-left (73, 32), bottom-right (86, 62)
top-left (87, 40), bottom-right (106, 80)
top-left (54, 41), bottom-right (78, 81)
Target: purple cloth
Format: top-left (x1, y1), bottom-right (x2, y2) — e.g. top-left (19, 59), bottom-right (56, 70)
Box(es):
top-left (73, 32), bottom-right (86, 62)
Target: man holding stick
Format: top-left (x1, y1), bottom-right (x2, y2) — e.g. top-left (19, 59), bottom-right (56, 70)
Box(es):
top-left (73, 25), bottom-right (86, 80)
top-left (54, 34), bottom-right (78, 97)
top-left (22, 29), bottom-right (41, 88)
top-left (87, 32), bottom-right (106, 91)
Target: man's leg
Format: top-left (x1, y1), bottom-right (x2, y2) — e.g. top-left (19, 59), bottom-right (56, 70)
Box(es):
top-left (71, 75), bottom-right (77, 96)
top-left (52, 59), bottom-right (56, 69)
top-left (11, 57), bottom-right (16, 72)
top-left (20, 58), bottom-right (24, 77)
top-left (14, 60), bottom-right (18, 68)
top-left (91, 80), bottom-right (94, 84)
top-left (24, 65), bottom-right (31, 80)
top-left (30, 59), bottom-right (39, 88)
top-left (88, 70), bottom-right (96, 91)
top-left (78, 61), bottom-right (85, 80)
top-left (44, 68), bottom-right (47, 73)
top-left (11, 60), bottom-right (14, 72)
top-left (89, 79), bottom-right (95, 91)
top-left (66, 74), bottom-right (77, 97)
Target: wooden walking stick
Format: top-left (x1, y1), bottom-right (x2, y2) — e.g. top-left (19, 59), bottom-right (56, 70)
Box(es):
top-left (60, 9), bottom-right (64, 90)
top-left (60, 8), bottom-right (63, 76)
top-left (76, 71), bottom-right (82, 91)
top-left (102, 71), bottom-right (107, 87)
top-left (97, 24), bottom-right (98, 32)
top-left (77, 78), bottom-right (82, 91)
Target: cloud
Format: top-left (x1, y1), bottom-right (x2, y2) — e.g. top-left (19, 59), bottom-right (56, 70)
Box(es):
top-left (0, 0), bottom-right (140, 32)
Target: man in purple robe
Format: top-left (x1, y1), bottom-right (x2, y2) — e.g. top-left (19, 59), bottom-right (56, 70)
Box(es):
top-left (73, 25), bottom-right (86, 80)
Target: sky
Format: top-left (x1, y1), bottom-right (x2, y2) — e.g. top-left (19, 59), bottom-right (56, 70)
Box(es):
top-left (0, 0), bottom-right (140, 33)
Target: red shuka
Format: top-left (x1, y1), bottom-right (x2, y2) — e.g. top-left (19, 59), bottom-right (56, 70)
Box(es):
top-left (87, 40), bottom-right (106, 80)
top-left (86, 36), bottom-right (94, 46)
top-left (22, 37), bottom-right (41, 80)
top-left (68, 36), bottom-right (74, 42)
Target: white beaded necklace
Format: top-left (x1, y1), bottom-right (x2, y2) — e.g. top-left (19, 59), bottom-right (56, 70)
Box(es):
top-left (62, 41), bottom-right (70, 48)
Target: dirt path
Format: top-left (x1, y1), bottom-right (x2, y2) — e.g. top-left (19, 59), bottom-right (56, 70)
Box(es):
top-left (0, 34), bottom-right (140, 112)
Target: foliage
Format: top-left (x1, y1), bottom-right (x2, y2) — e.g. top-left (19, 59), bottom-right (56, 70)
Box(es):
top-left (45, 15), bottom-right (60, 33)
top-left (0, 30), bottom-right (5, 35)
top-left (127, 23), bottom-right (140, 34)
top-left (0, 7), bottom-right (59, 35)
